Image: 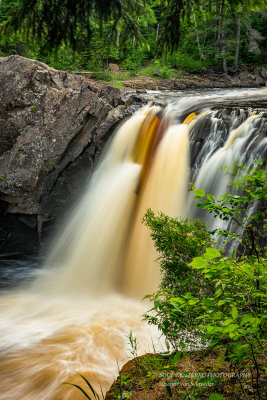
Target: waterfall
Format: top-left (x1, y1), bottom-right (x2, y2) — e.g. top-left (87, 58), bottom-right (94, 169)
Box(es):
top-left (189, 109), bottom-right (266, 237)
top-left (36, 105), bottom-right (190, 299)
top-left (0, 89), bottom-right (266, 400)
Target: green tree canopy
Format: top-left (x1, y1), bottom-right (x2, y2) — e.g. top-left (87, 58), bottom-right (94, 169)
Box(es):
top-left (2, 0), bottom-right (264, 54)
top-left (0, 0), bottom-right (146, 52)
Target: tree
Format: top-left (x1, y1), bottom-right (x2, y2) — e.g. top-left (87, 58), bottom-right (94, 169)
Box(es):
top-left (0, 0), bottom-right (147, 52)
top-left (2, 0), bottom-right (264, 55)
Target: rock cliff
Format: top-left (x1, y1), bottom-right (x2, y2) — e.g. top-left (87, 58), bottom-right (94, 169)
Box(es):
top-left (0, 55), bottom-right (142, 253)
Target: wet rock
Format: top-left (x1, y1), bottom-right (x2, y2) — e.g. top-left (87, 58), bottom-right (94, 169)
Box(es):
top-left (136, 89), bottom-right (147, 94)
top-left (255, 75), bottom-right (265, 86)
top-left (0, 55), bottom-right (142, 252)
top-left (260, 67), bottom-right (267, 80)
top-left (239, 71), bottom-right (252, 81)
top-left (238, 70), bottom-right (265, 87)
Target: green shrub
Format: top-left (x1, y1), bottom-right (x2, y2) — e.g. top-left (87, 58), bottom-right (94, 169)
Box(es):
top-left (166, 249), bottom-right (267, 399)
top-left (91, 70), bottom-right (112, 81)
top-left (111, 80), bottom-right (123, 89)
top-left (170, 51), bottom-right (206, 73)
top-left (191, 163), bottom-right (267, 258)
top-left (122, 58), bottom-right (141, 71)
top-left (144, 164), bottom-right (267, 398)
top-left (143, 210), bottom-right (212, 295)
top-left (143, 210), bottom-right (212, 348)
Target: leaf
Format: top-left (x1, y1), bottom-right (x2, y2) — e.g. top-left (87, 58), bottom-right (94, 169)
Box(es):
top-left (79, 374), bottom-right (100, 400)
top-left (241, 314), bottom-right (254, 325)
top-left (189, 257), bottom-right (207, 269)
top-left (206, 326), bottom-right (220, 334)
top-left (222, 319), bottom-right (234, 326)
top-left (169, 297), bottom-right (185, 304)
top-left (171, 351), bottom-right (182, 364)
top-left (205, 247), bottom-right (221, 260)
top-left (188, 299), bottom-right (199, 305)
top-left (215, 288), bottom-right (223, 298)
top-left (194, 189), bottom-right (206, 198)
top-left (63, 383), bottom-right (92, 400)
top-left (165, 383), bottom-right (172, 397)
top-left (203, 298), bottom-right (214, 307)
top-left (231, 306), bottom-right (239, 320)
top-left (209, 394), bottom-right (225, 400)
top-left (217, 300), bottom-right (227, 306)
top-left (207, 194), bottom-right (215, 201)
top-left (223, 324), bottom-right (238, 333)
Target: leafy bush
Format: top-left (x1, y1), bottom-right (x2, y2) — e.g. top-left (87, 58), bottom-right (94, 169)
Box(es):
top-left (144, 164), bottom-right (267, 398)
top-left (192, 163), bottom-right (267, 258)
top-left (170, 51), bottom-right (206, 73)
top-left (143, 210), bottom-right (212, 348)
top-left (121, 48), bottom-right (146, 72)
top-left (91, 70), bottom-right (112, 81)
top-left (122, 58), bottom-right (141, 72)
top-left (152, 59), bottom-right (175, 79)
top-left (143, 210), bottom-right (212, 294)
top-left (167, 249), bottom-right (266, 399)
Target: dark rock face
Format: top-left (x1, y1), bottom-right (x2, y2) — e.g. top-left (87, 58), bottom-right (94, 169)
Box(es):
top-left (0, 55), bottom-right (142, 254)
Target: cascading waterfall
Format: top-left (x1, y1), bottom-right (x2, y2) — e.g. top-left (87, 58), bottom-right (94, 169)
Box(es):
top-left (189, 108), bottom-right (267, 238)
top-left (37, 104), bottom-right (190, 299)
top-left (0, 89), bottom-right (266, 400)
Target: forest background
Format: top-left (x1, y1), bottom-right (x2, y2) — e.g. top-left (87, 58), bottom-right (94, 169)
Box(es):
top-left (0, 0), bottom-right (266, 81)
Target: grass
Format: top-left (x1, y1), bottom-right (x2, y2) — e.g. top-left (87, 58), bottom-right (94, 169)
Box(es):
top-left (69, 62), bottom-right (186, 87)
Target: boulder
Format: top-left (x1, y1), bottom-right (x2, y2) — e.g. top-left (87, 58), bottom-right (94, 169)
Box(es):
top-left (108, 63), bottom-right (119, 72)
top-left (239, 70), bottom-right (265, 87)
top-left (152, 69), bottom-right (162, 77)
top-left (0, 55), bottom-right (143, 253)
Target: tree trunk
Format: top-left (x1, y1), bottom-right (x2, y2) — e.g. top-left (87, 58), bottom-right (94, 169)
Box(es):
top-left (116, 30), bottom-right (121, 48)
top-left (231, 14), bottom-right (241, 72)
top-left (192, 5), bottom-right (204, 60)
top-left (156, 23), bottom-right (159, 42)
top-left (221, 35), bottom-right (228, 74)
top-left (219, 0), bottom-right (228, 74)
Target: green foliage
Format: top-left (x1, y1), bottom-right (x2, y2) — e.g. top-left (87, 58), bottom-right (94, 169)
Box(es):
top-left (143, 209), bottom-right (212, 294)
top-left (151, 59), bottom-right (175, 78)
top-left (0, 0), bottom-right (146, 52)
top-left (171, 249), bottom-right (267, 398)
top-left (143, 209), bottom-right (212, 347)
top-left (209, 395), bottom-right (225, 400)
top-left (121, 48), bottom-right (147, 71)
top-left (1, 0), bottom-right (266, 73)
top-left (144, 164), bottom-right (267, 398)
top-left (64, 371), bottom-right (133, 400)
top-left (63, 373), bottom-right (103, 400)
top-left (110, 80), bottom-right (124, 89)
top-left (127, 331), bottom-right (139, 358)
top-left (170, 51), bottom-right (206, 73)
top-left (91, 71), bottom-right (112, 81)
top-left (191, 163), bottom-right (267, 258)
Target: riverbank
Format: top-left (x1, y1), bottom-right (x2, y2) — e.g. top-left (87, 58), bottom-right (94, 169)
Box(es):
top-left (105, 349), bottom-right (266, 400)
top-left (82, 66), bottom-right (267, 91)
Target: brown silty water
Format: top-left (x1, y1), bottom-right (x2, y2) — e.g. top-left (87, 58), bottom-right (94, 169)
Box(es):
top-left (0, 105), bottom-right (191, 399)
